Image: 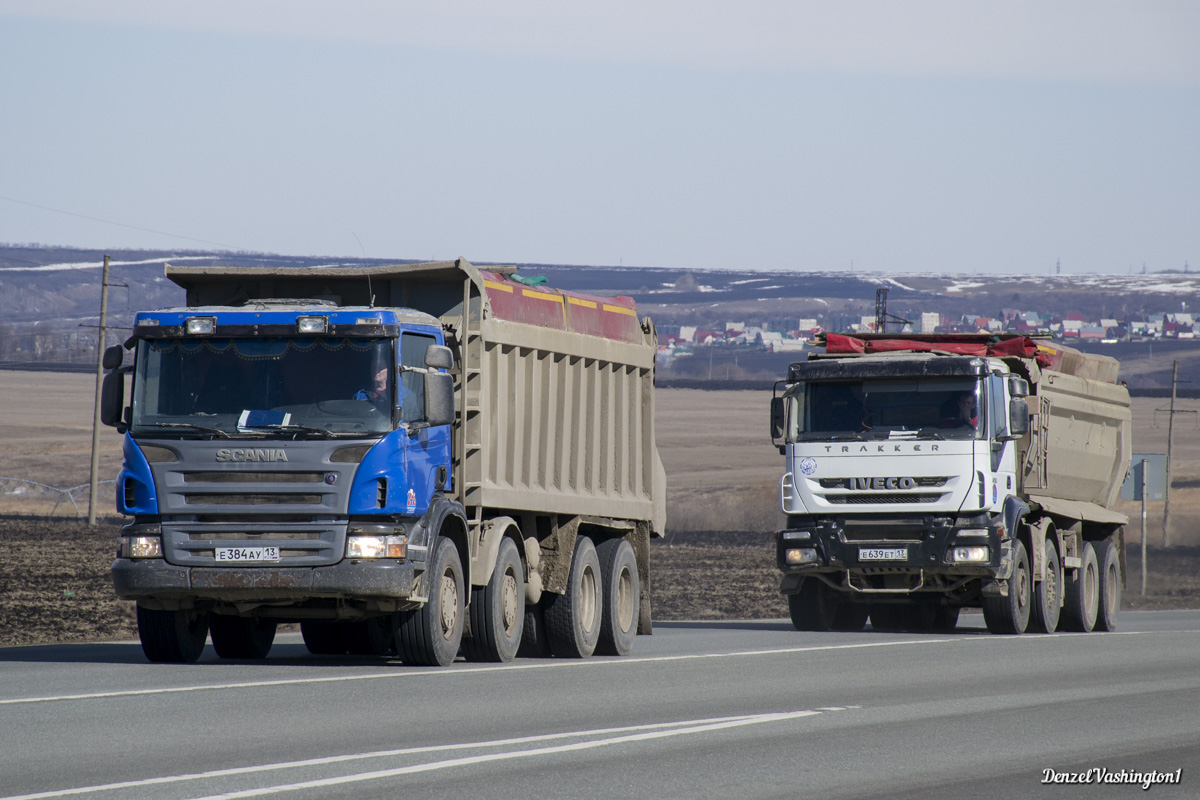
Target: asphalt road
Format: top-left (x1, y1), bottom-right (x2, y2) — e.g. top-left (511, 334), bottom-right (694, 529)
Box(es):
top-left (2, 611), bottom-right (1199, 800)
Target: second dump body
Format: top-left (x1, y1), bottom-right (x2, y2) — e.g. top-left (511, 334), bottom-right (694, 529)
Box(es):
top-left (104, 258), bottom-right (666, 664)
top-left (771, 333), bottom-right (1131, 635)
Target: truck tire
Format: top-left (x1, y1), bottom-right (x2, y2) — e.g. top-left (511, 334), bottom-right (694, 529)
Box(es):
top-left (343, 616), bottom-right (395, 656)
top-left (395, 537), bottom-right (466, 666)
top-left (788, 579), bottom-right (838, 631)
top-left (1060, 541), bottom-right (1099, 632)
top-left (595, 538), bottom-right (640, 655)
top-left (209, 614), bottom-right (277, 659)
top-left (1095, 540), bottom-right (1121, 632)
top-left (1029, 539), bottom-right (1062, 634)
top-left (982, 540), bottom-right (1031, 634)
top-left (462, 537), bottom-right (525, 662)
top-left (545, 535), bottom-right (602, 658)
top-left (300, 621), bottom-right (347, 655)
top-left (136, 605), bottom-right (209, 664)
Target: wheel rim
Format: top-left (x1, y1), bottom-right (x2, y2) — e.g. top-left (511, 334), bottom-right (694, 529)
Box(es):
top-left (579, 565), bottom-right (598, 634)
top-left (616, 566), bottom-right (635, 633)
top-left (501, 567), bottom-right (520, 637)
top-left (439, 566), bottom-right (459, 641)
top-left (1084, 562), bottom-right (1098, 612)
top-left (1105, 563), bottom-right (1119, 611)
top-left (1015, 562), bottom-right (1030, 614)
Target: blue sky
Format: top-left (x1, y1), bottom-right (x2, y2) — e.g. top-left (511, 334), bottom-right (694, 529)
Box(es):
top-left (1, 2), bottom-right (1197, 274)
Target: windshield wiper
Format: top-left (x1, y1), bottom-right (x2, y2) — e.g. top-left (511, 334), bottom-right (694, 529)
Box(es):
top-left (240, 423), bottom-right (338, 439)
top-left (137, 422), bottom-right (232, 439)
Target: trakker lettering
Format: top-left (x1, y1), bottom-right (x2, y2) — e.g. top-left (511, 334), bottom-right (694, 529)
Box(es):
top-left (848, 477), bottom-right (917, 490)
top-left (824, 444), bottom-right (939, 453)
top-left (215, 448), bottom-right (289, 463)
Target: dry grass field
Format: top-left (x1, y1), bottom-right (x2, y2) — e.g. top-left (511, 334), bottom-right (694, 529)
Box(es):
top-left (0, 373), bottom-right (1197, 647)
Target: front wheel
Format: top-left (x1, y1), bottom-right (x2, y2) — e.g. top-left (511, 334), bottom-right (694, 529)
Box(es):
top-left (395, 537), bottom-right (465, 666)
top-left (210, 615), bottom-right (277, 659)
top-left (462, 537), bottom-right (525, 663)
top-left (983, 540), bottom-right (1031, 635)
top-left (788, 578), bottom-right (839, 631)
top-left (1029, 539), bottom-right (1062, 634)
top-left (136, 605), bottom-right (210, 664)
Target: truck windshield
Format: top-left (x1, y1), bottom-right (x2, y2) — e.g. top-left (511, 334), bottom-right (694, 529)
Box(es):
top-left (131, 337), bottom-right (394, 437)
top-left (786, 378), bottom-right (983, 441)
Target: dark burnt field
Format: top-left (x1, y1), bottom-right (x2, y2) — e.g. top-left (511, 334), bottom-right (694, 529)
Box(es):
top-left (2, 519), bottom-right (1197, 648)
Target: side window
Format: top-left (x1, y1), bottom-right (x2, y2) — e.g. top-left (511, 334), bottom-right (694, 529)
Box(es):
top-left (988, 375), bottom-right (1007, 438)
top-left (399, 333), bottom-right (436, 424)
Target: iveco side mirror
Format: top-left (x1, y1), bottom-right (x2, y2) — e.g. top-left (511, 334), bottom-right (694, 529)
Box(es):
top-left (424, 345), bottom-right (454, 371)
top-left (770, 397), bottom-right (785, 442)
top-left (102, 344), bottom-right (125, 371)
top-left (100, 371), bottom-right (125, 427)
top-left (1007, 398), bottom-right (1030, 438)
top-left (424, 372), bottom-right (455, 426)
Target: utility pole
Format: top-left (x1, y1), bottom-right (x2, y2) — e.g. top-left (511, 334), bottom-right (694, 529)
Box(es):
top-left (1163, 361), bottom-right (1177, 546)
top-left (88, 255), bottom-right (111, 526)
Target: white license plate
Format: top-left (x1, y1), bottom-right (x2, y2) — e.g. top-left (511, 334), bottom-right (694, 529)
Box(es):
top-left (859, 547), bottom-right (907, 561)
top-left (215, 546), bottom-right (281, 562)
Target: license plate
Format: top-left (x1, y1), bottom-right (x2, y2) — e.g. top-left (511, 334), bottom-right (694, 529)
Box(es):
top-left (215, 546), bottom-right (280, 562)
top-left (859, 547), bottom-right (907, 561)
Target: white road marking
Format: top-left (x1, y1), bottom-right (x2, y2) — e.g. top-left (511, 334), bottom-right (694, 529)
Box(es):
top-left (0, 638), bottom-right (953, 706)
top-left (0, 709), bottom-right (853, 800)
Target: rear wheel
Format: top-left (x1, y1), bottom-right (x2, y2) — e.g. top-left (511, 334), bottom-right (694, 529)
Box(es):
top-left (596, 538), bottom-right (640, 655)
top-left (545, 536), bottom-right (602, 657)
top-left (788, 579), bottom-right (839, 632)
top-left (300, 621), bottom-right (346, 655)
top-left (395, 536), bottom-right (466, 666)
top-left (982, 540), bottom-right (1031, 634)
top-left (1060, 542), bottom-right (1099, 632)
top-left (209, 615), bottom-right (277, 659)
top-left (136, 605), bottom-right (209, 664)
top-left (1029, 539), bottom-right (1062, 633)
top-left (462, 537), bottom-right (525, 663)
top-left (1095, 540), bottom-right (1121, 632)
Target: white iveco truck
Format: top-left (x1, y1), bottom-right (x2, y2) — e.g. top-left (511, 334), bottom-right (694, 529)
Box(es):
top-left (770, 333), bottom-right (1131, 635)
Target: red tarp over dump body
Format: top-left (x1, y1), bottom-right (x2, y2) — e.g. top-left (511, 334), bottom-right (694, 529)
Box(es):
top-left (479, 271), bottom-right (643, 344)
top-left (824, 333), bottom-right (1048, 363)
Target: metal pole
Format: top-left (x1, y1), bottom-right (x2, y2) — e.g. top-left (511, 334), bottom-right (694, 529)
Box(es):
top-left (87, 255), bottom-right (110, 526)
top-left (1163, 361), bottom-right (1177, 546)
top-left (1140, 458), bottom-right (1148, 597)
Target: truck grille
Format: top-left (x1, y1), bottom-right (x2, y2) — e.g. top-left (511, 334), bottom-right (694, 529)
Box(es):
top-left (825, 493), bottom-right (942, 505)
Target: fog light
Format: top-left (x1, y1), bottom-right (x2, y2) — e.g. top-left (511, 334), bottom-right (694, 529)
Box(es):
top-left (785, 547), bottom-right (817, 565)
top-left (297, 316), bottom-right (328, 334)
top-left (346, 535), bottom-right (407, 559)
top-left (119, 536), bottom-right (162, 559)
top-left (951, 545), bottom-right (989, 563)
top-left (185, 316), bottom-right (216, 335)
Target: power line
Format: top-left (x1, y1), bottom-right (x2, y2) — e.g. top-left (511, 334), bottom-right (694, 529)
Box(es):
top-left (0, 193), bottom-right (243, 250)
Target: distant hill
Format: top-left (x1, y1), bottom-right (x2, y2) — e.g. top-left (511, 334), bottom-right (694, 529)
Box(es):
top-left (4, 245), bottom-right (1200, 387)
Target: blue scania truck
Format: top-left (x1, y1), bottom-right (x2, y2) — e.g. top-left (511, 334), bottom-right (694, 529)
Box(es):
top-left (102, 259), bottom-right (665, 665)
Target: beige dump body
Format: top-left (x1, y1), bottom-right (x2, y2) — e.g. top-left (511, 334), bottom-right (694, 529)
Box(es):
top-left (1016, 348), bottom-right (1132, 524)
top-left (165, 258), bottom-right (667, 536)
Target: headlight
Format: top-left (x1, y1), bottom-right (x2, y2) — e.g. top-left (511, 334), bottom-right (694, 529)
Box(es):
top-left (785, 547), bottom-right (817, 565)
top-left (118, 536), bottom-right (163, 559)
top-left (297, 316), bottom-right (328, 334)
top-left (781, 530), bottom-right (811, 541)
top-left (185, 316), bottom-right (216, 334)
top-left (346, 535), bottom-right (407, 559)
top-left (951, 546), bottom-right (990, 563)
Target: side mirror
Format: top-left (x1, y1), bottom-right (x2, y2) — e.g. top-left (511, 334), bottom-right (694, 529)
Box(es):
top-left (424, 372), bottom-right (455, 426)
top-left (102, 345), bottom-right (125, 371)
top-left (770, 397), bottom-right (785, 442)
top-left (1007, 376), bottom-right (1029, 398)
top-left (1007, 398), bottom-right (1030, 438)
top-left (424, 345), bottom-right (454, 371)
top-left (100, 371), bottom-right (125, 427)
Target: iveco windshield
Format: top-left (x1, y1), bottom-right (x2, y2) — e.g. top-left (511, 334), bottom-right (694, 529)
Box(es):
top-left (783, 378), bottom-right (983, 441)
top-left (132, 337), bottom-right (394, 437)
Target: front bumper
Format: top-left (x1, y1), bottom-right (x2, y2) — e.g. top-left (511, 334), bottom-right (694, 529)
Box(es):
top-left (776, 514), bottom-right (1010, 592)
top-left (112, 557), bottom-right (417, 605)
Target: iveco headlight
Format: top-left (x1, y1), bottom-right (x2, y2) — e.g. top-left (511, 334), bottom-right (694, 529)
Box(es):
top-left (118, 536), bottom-right (163, 559)
top-left (785, 547), bottom-right (817, 565)
top-left (346, 535), bottom-right (407, 559)
top-left (951, 546), bottom-right (990, 563)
